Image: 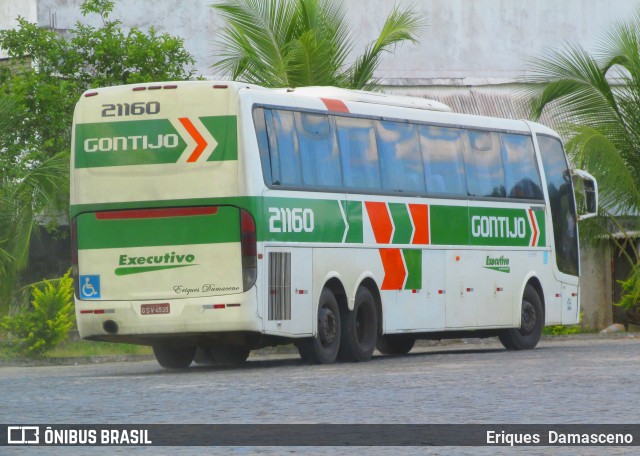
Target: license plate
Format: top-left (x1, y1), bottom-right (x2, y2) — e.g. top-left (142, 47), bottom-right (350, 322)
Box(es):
top-left (141, 303), bottom-right (170, 315)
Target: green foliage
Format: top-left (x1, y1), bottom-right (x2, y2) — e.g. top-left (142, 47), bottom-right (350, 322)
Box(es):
top-left (0, 152), bottom-right (70, 311)
top-left (0, 0), bottom-right (196, 178)
top-left (543, 313), bottom-right (584, 335)
top-left (1, 271), bottom-right (75, 358)
top-left (543, 324), bottom-right (582, 336)
top-left (616, 268), bottom-right (640, 310)
top-left (212, 0), bottom-right (426, 90)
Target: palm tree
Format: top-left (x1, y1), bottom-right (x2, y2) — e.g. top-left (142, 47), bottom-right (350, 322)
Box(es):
top-left (0, 95), bottom-right (69, 314)
top-left (524, 10), bottom-right (640, 312)
top-left (211, 0), bottom-right (427, 90)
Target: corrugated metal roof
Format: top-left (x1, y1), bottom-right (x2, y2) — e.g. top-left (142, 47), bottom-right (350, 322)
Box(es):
top-left (382, 85), bottom-right (564, 131)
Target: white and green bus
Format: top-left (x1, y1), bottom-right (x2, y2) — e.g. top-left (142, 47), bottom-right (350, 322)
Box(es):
top-left (71, 81), bottom-right (597, 368)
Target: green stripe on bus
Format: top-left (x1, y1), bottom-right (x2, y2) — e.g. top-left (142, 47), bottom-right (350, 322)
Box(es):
top-left (345, 200), bottom-right (364, 244)
top-left (115, 264), bottom-right (196, 276)
top-left (261, 198), bottom-right (347, 243)
top-left (77, 206), bottom-right (240, 250)
top-left (74, 119), bottom-right (187, 168)
top-left (430, 205), bottom-right (469, 245)
top-left (74, 116), bottom-right (238, 168)
top-left (402, 249), bottom-right (422, 289)
top-left (73, 196), bottom-right (546, 248)
top-left (200, 116), bottom-right (238, 161)
top-left (389, 203), bottom-right (413, 245)
top-left (534, 209), bottom-right (546, 246)
top-left (468, 207), bottom-right (542, 247)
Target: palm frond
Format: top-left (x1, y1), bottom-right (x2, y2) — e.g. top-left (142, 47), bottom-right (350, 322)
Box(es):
top-left (212, 0), bottom-right (297, 86)
top-left (524, 44), bottom-right (620, 127)
top-left (565, 125), bottom-right (640, 214)
top-left (349, 5), bottom-right (427, 90)
top-left (212, 0), bottom-right (424, 90)
top-left (0, 151), bottom-right (69, 313)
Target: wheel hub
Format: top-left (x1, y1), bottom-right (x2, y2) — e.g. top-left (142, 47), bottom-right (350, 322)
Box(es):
top-left (318, 306), bottom-right (336, 347)
top-left (521, 300), bottom-right (536, 334)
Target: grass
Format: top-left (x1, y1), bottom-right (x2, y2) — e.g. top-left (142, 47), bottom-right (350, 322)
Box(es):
top-left (0, 338), bottom-right (152, 360)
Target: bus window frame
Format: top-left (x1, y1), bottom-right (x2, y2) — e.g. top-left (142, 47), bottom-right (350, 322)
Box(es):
top-left (252, 103), bottom-right (546, 205)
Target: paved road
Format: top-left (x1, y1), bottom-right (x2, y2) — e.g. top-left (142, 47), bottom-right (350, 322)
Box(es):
top-left (1, 336), bottom-right (639, 455)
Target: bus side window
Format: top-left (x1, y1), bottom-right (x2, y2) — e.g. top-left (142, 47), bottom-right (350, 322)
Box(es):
top-left (265, 109), bottom-right (302, 187)
top-left (253, 108), bottom-right (273, 185)
top-left (463, 130), bottom-right (506, 198)
top-left (500, 133), bottom-right (544, 200)
top-left (376, 120), bottom-right (425, 194)
top-left (335, 116), bottom-right (381, 191)
top-left (418, 125), bottom-right (467, 196)
top-left (296, 112), bottom-right (342, 189)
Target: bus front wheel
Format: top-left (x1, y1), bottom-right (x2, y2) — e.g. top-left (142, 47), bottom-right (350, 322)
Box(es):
top-left (376, 334), bottom-right (415, 355)
top-left (153, 344), bottom-right (196, 369)
top-left (499, 284), bottom-right (544, 350)
top-left (338, 286), bottom-right (378, 362)
top-left (297, 288), bottom-right (341, 364)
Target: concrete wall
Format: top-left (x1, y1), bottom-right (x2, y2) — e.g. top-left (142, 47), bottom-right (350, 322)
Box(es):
top-left (579, 244), bottom-right (613, 330)
top-left (4, 0), bottom-right (638, 82)
top-left (0, 0), bottom-right (37, 59)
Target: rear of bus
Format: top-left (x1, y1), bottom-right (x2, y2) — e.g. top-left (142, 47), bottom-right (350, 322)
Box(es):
top-left (70, 81), bottom-right (260, 358)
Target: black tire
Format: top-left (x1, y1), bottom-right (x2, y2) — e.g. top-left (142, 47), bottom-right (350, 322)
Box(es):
top-left (338, 286), bottom-right (378, 362)
top-left (153, 344), bottom-right (196, 369)
top-left (297, 288), bottom-right (341, 364)
top-left (499, 284), bottom-right (544, 350)
top-left (194, 346), bottom-right (250, 366)
top-left (376, 334), bottom-right (415, 355)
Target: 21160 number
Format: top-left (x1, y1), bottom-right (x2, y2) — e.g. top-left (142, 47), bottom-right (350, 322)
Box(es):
top-left (268, 208), bottom-right (314, 233)
top-left (101, 101), bottom-right (160, 117)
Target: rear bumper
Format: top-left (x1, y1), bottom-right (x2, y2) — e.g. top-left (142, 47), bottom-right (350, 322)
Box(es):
top-left (75, 287), bottom-right (261, 340)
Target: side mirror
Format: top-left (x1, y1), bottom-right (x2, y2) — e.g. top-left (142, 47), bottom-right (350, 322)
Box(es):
top-left (572, 169), bottom-right (598, 220)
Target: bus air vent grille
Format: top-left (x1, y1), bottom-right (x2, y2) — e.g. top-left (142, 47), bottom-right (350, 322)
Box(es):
top-left (268, 252), bottom-right (291, 321)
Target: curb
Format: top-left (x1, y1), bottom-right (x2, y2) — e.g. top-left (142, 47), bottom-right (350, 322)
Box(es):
top-left (0, 332), bottom-right (636, 368)
top-left (0, 354), bottom-right (155, 368)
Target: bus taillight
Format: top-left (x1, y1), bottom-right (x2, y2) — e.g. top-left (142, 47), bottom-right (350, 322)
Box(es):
top-left (240, 209), bottom-right (257, 291)
top-left (71, 217), bottom-right (80, 298)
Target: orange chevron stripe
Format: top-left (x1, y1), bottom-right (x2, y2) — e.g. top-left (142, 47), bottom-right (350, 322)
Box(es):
top-left (320, 98), bottom-right (349, 113)
top-left (379, 248), bottom-right (406, 290)
top-left (408, 203), bottom-right (429, 244)
top-left (528, 209), bottom-right (539, 247)
top-left (179, 117), bottom-right (208, 162)
top-left (365, 201), bottom-right (393, 244)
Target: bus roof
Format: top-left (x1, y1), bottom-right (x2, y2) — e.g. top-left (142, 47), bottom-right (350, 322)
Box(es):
top-left (77, 80), bottom-right (560, 139)
top-left (279, 86), bottom-right (452, 112)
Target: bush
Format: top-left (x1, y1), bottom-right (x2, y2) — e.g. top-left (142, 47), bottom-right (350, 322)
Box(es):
top-left (0, 270), bottom-right (75, 358)
top-left (543, 312), bottom-right (584, 336)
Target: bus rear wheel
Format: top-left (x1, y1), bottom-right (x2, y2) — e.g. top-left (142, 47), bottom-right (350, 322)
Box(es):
top-left (153, 344), bottom-right (196, 369)
top-left (376, 334), bottom-right (415, 355)
top-left (338, 286), bottom-right (378, 362)
top-left (499, 284), bottom-right (544, 350)
top-left (297, 288), bottom-right (341, 364)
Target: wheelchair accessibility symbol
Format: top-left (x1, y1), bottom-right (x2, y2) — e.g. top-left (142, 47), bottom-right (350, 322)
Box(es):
top-left (80, 275), bottom-right (101, 299)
